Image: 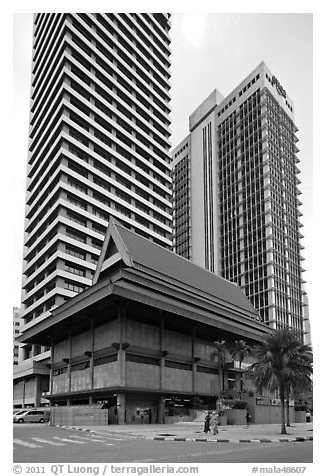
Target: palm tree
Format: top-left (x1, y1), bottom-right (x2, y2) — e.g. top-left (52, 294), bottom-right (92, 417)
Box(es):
top-left (285, 391), bottom-right (292, 427)
top-left (230, 340), bottom-right (251, 399)
top-left (284, 342), bottom-right (313, 426)
top-left (211, 340), bottom-right (227, 397)
top-left (250, 328), bottom-right (312, 435)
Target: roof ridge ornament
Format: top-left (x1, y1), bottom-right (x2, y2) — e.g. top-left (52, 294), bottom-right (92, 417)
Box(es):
top-left (92, 217), bottom-right (134, 284)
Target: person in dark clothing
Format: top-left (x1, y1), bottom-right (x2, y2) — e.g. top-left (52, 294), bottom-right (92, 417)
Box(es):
top-left (245, 411), bottom-right (251, 427)
top-left (204, 412), bottom-right (211, 433)
top-left (148, 409), bottom-right (152, 424)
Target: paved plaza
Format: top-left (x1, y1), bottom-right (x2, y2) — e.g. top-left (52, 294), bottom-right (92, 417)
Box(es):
top-left (60, 421), bottom-right (313, 443)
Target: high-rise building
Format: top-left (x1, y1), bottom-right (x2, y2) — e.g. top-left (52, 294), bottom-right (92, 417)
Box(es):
top-left (13, 307), bottom-right (22, 366)
top-left (302, 292), bottom-right (312, 346)
top-left (172, 62), bottom-right (306, 337)
top-left (14, 13), bottom-right (173, 408)
top-left (171, 135), bottom-right (191, 260)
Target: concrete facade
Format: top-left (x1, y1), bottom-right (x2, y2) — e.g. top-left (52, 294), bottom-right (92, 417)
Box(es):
top-left (188, 90), bottom-right (221, 273)
top-left (47, 310), bottom-right (237, 423)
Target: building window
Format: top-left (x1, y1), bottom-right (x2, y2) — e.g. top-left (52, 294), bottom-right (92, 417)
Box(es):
top-left (65, 244), bottom-right (86, 260)
top-left (53, 367), bottom-right (67, 376)
top-left (64, 280), bottom-right (85, 293)
top-left (71, 361), bottom-right (90, 372)
top-left (64, 261), bottom-right (86, 277)
top-left (197, 366), bottom-right (218, 375)
top-left (165, 360), bottom-right (192, 371)
top-left (93, 354), bottom-right (118, 366)
top-left (126, 354), bottom-right (160, 366)
top-left (66, 227), bottom-right (87, 243)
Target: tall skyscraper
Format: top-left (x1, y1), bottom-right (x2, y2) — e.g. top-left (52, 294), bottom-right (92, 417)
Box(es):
top-left (14, 13), bottom-right (172, 408)
top-left (302, 293), bottom-right (312, 346)
top-left (172, 62), bottom-right (306, 337)
top-left (13, 307), bottom-right (22, 366)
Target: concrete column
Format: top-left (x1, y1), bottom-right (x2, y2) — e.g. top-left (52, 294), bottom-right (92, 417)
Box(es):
top-left (117, 393), bottom-right (126, 425)
top-left (160, 314), bottom-right (166, 389)
top-left (118, 303), bottom-right (127, 386)
top-left (49, 337), bottom-right (54, 395)
top-left (192, 327), bottom-right (197, 393)
top-left (35, 375), bottom-right (41, 407)
top-left (68, 328), bottom-right (72, 394)
top-left (157, 395), bottom-right (165, 424)
top-left (90, 319), bottom-right (94, 392)
top-left (22, 379), bottom-right (26, 408)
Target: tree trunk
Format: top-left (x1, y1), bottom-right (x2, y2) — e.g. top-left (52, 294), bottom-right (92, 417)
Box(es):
top-left (280, 385), bottom-right (287, 435)
top-left (286, 397), bottom-right (291, 427)
top-left (239, 359), bottom-right (242, 400)
top-left (219, 364), bottom-right (223, 396)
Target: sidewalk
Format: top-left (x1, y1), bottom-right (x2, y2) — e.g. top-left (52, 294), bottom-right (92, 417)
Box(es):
top-left (58, 422), bottom-right (313, 444)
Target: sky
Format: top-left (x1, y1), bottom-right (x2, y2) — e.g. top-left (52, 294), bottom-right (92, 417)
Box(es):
top-left (12, 11), bottom-right (314, 303)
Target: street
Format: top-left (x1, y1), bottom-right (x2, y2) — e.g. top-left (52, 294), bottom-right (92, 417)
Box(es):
top-left (13, 424), bottom-right (313, 464)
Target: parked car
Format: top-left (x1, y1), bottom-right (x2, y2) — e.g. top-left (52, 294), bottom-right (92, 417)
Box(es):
top-left (13, 409), bottom-right (50, 423)
top-left (13, 410), bottom-right (27, 417)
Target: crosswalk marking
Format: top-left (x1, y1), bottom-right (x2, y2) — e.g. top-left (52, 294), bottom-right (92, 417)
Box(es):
top-left (13, 434), bottom-right (120, 451)
top-left (82, 432), bottom-right (124, 441)
top-left (68, 435), bottom-right (107, 443)
top-left (93, 432), bottom-right (138, 440)
top-left (13, 439), bottom-right (42, 449)
top-left (31, 437), bottom-right (65, 446)
top-left (53, 436), bottom-right (85, 444)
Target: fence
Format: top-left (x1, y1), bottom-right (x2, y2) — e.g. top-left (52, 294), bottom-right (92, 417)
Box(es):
top-left (50, 405), bottom-right (108, 426)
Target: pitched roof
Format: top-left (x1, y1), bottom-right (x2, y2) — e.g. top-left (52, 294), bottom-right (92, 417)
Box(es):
top-left (94, 218), bottom-right (260, 319)
top-left (18, 218), bottom-right (269, 346)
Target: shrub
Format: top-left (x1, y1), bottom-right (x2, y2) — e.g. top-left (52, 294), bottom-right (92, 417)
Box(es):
top-left (191, 397), bottom-right (205, 410)
top-left (231, 400), bottom-right (248, 410)
top-left (221, 399), bottom-right (247, 410)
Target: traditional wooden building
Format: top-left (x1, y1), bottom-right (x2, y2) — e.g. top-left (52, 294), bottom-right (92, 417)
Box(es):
top-left (18, 218), bottom-right (271, 423)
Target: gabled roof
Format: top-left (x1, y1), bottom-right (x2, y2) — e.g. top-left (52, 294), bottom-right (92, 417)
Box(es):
top-left (94, 218), bottom-right (260, 319)
top-left (18, 218), bottom-right (269, 346)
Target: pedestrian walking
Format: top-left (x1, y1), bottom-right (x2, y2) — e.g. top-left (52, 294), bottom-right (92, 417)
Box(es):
top-left (204, 411), bottom-right (211, 433)
top-left (210, 411), bottom-right (219, 435)
top-left (305, 410), bottom-right (311, 423)
top-left (245, 410), bottom-right (251, 428)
